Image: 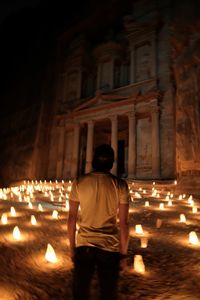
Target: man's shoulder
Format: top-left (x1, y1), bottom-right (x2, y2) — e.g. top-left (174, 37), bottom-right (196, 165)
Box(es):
top-left (108, 173), bottom-right (128, 186)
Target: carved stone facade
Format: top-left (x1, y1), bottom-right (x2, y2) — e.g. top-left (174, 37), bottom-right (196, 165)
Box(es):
top-left (48, 1), bottom-right (176, 181)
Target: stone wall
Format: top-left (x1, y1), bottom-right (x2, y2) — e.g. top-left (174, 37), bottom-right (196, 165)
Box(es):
top-left (171, 4), bottom-right (200, 192)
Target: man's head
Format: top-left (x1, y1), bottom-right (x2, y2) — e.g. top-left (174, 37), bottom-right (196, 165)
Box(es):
top-left (92, 144), bottom-right (114, 172)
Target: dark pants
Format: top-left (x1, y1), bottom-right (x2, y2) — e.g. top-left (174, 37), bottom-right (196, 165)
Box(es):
top-left (73, 246), bottom-right (120, 300)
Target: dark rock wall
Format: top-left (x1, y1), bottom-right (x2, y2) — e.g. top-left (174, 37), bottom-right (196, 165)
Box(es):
top-left (171, 0), bottom-right (200, 192)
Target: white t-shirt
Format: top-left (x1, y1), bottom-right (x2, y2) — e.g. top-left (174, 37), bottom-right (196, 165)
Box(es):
top-left (69, 172), bottom-right (130, 252)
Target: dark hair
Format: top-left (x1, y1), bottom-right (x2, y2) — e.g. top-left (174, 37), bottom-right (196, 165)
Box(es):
top-left (92, 144), bottom-right (114, 172)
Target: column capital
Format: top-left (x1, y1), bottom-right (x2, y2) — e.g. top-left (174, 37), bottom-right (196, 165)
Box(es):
top-left (149, 99), bottom-right (159, 114)
top-left (127, 109), bottom-right (136, 120)
top-left (110, 115), bottom-right (118, 122)
top-left (87, 120), bottom-right (94, 127)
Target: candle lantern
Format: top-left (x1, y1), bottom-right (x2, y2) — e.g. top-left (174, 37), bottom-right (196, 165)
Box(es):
top-left (10, 206), bottom-right (16, 217)
top-left (13, 226), bottom-right (21, 240)
top-left (38, 204), bottom-right (43, 211)
top-left (135, 224), bottom-right (144, 235)
top-left (189, 231), bottom-right (199, 245)
top-left (134, 255), bottom-right (145, 274)
top-left (1, 213), bottom-right (8, 224)
top-left (192, 207), bottom-right (198, 213)
top-left (45, 243), bottom-right (57, 263)
top-left (140, 237), bottom-right (148, 248)
top-left (180, 214), bottom-right (186, 223)
top-left (31, 215), bottom-right (37, 225)
top-left (52, 210), bottom-right (58, 219)
top-left (159, 203), bottom-right (164, 210)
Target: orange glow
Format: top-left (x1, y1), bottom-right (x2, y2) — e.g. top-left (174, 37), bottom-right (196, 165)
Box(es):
top-left (13, 226), bottom-right (21, 240)
top-left (156, 219), bottom-right (162, 228)
top-left (140, 237), bottom-right (148, 248)
top-left (192, 206), bottom-right (198, 213)
top-left (180, 214), bottom-right (186, 223)
top-left (134, 255), bottom-right (145, 274)
top-left (38, 204), bottom-right (43, 211)
top-left (135, 224), bottom-right (144, 235)
top-left (10, 206), bottom-right (16, 217)
top-left (159, 203), bottom-right (164, 210)
top-left (189, 231), bottom-right (199, 245)
top-left (45, 243), bottom-right (57, 263)
top-left (31, 215), bottom-right (37, 225)
top-left (52, 210), bottom-right (58, 219)
top-left (28, 202), bottom-right (33, 209)
top-left (1, 213), bottom-right (8, 225)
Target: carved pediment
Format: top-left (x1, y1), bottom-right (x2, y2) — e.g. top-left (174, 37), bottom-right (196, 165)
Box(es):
top-left (74, 93), bottom-right (128, 112)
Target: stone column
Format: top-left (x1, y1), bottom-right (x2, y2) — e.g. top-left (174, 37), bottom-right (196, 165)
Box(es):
top-left (150, 100), bottom-right (160, 179)
top-left (71, 123), bottom-right (80, 178)
top-left (56, 124), bottom-right (65, 179)
top-left (110, 115), bottom-right (118, 175)
top-left (128, 107), bottom-right (136, 178)
top-left (85, 120), bottom-right (94, 173)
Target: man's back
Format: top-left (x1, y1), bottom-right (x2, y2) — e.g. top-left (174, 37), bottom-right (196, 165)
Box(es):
top-left (70, 172), bottom-right (129, 252)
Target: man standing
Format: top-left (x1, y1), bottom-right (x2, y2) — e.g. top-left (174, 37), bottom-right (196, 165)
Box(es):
top-left (68, 144), bottom-right (130, 300)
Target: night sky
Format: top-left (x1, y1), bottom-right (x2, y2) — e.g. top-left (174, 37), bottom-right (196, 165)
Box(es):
top-left (0, 0), bottom-right (91, 112)
top-left (0, 0), bottom-right (132, 114)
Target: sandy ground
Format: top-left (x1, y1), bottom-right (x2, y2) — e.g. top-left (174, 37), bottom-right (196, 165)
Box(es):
top-left (0, 181), bottom-right (200, 300)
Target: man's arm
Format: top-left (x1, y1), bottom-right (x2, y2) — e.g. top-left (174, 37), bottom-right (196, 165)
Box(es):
top-left (119, 203), bottom-right (129, 255)
top-left (68, 200), bottom-right (79, 260)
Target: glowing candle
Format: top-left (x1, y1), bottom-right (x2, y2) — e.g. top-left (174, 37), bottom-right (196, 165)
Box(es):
top-left (192, 206), bottom-right (198, 213)
top-left (1, 213), bottom-right (8, 225)
top-left (134, 255), bottom-right (145, 274)
top-left (165, 195), bottom-right (170, 201)
top-left (45, 243), bottom-right (57, 263)
top-left (180, 214), bottom-right (186, 223)
top-left (31, 215), bottom-right (37, 225)
top-left (178, 195), bottom-right (183, 200)
top-left (156, 219), bottom-right (162, 228)
top-left (38, 204), bottom-right (43, 211)
top-left (188, 195), bottom-right (193, 204)
top-left (65, 201), bottom-right (69, 211)
top-left (140, 237), bottom-right (148, 248)
top-left (174, 180), bottom-right (177, 185)
top-left (189, 231), bottom-right (199, 245)
top-left (167, 200), bottom-right (172, 206)
top-left (145, 201), bottom-right (149, 207)
top-left (189, 200), bottom-right (194, 207)
top-left (52, 210), bottom-right (58, 219)
top-left (159, 203), bottom-right (164, 210)
top-left (10, 206), bottom-right (16, 217)
top-left (28, 202), bottom-right (33, 209)
top-left (67, 186), bottom-right (72, 192)
top-left (13, 226), bottom-right (21, 240)
top-left (135, 224), bottom-right (144, 235)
